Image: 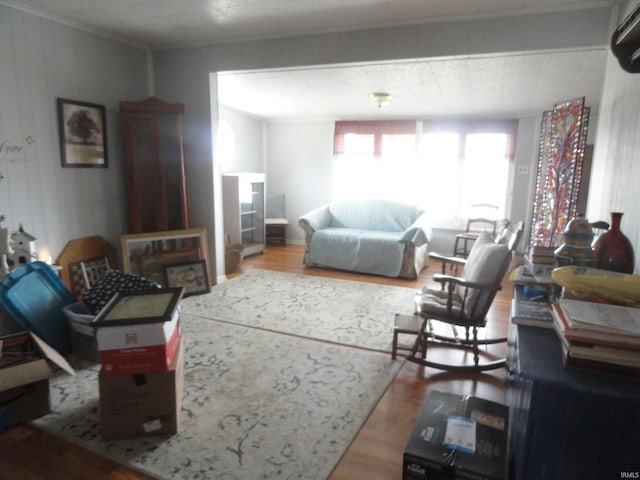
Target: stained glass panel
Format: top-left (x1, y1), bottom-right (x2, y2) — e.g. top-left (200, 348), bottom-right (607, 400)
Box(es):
top-left (529, 98), bottom-right (589, 247)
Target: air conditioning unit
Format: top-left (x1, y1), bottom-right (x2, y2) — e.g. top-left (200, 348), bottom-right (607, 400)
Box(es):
top-left (612, 3), bottom-right (640, 73)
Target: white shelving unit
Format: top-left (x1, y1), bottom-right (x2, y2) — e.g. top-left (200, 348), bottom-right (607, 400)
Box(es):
top-left (222, 173), bottom-right (265, 256)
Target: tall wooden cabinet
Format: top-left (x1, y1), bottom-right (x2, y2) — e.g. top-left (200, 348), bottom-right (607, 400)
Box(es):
top-left (120, 97), bottom-right (189, 233)
top-left (222, 173), bottom-right (265, 256)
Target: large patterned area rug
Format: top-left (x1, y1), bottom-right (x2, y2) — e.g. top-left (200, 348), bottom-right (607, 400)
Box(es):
top-left (35, 315), bottom-right (403, 479)
top-left (181, 268), bottom-right (417, 352)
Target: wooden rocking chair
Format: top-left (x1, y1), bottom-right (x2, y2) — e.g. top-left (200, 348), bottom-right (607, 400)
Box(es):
top-left (407, 223), bottom-right (523, 372)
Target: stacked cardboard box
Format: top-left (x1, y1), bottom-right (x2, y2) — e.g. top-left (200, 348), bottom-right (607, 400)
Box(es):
top-left (0, 332), bottom-right (75, 430)
top-left (97, 308), bottom-right (181, 375)
top-left (93, 288), bottom-right (184, 440)
top-left (99, 339), bottom-right (184, 440)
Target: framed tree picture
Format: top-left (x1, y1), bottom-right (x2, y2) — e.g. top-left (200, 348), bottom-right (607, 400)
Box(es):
top-left (57, 98), bottom-right (108, 168)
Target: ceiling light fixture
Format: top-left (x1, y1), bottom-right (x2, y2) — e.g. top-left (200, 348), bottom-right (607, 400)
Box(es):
top-left (369, 92), bottom-right (392, 109)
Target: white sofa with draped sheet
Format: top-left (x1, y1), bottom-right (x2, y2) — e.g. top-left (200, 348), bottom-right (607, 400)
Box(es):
top-left (298, 199), bottom-right (432, 279)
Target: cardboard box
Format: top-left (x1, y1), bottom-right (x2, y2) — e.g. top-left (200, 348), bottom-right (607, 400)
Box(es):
top-left (97, 311), bottom-right (180, 375)
top-left (403, 390), bottom-right (509, 480)
top-left (99, 322), bottom-right (181, 375)
top-left (0, 332), bottom-right (75, 431)
top-left (95, 307), bottom-right (179, 350)
top-left (99, 338), bottom-right (184, 440)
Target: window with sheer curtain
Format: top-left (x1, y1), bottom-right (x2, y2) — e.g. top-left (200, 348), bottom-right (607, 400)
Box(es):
top-left (333, 119), bottom-right (517, 228)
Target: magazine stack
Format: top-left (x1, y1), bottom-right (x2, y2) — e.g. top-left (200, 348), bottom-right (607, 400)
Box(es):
top-left (509, 246), bottom-right (554, 329)
top-left (510, 284), bottom-right (553, 329)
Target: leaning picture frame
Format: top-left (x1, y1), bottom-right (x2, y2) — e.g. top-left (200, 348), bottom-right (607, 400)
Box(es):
top-left (57, 98), bottom-right (108, 168)
top-left (92, 288), bottom-right (184, 326)
top-left (164, 260), bottom-right (211, 296)
top-left (141, 250), bottom-right (200, 286)
top-left (121, 228), bottom-right (211, 287)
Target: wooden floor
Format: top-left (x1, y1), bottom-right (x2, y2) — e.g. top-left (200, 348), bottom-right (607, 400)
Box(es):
top-left (0, 244), bottom-right (513, 480)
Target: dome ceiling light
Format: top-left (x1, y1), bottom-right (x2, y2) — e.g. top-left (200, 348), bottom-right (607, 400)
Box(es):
top-left (369, 92), bottom-right (392, 109)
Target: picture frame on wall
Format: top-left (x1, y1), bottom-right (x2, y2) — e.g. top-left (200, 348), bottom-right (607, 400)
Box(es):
top-left (120, 228), bottom-right (211, 288)
top-left (57, 98), bottom-right (108, 168)
top-left (164, 260), bottom-right (211, 296)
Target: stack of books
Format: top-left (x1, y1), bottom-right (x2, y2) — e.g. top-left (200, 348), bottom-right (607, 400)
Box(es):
top-left (551, 298), bottom-right (640, 375)
top-left (511, 245), bottom-right (556, 288)
top-left (510, 284), bottom-right (553, 328)
top-left (509, 264), bottom-right (553, 287)
top-left (524, 245), bottom-right (556, 282)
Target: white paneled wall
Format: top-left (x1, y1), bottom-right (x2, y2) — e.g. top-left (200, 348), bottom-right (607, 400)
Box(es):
top-left (0, 6), bottom-right (148, 264)
top-left (218, 105), bottom-right (264, 174)
top-left (587, 49), bottom-right (640, 274)
top-left (265, 121), bottom-right (334, 245)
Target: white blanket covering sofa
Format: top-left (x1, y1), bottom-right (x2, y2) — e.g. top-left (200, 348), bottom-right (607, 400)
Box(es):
top-left (298, 199), bottom-right (432, 279)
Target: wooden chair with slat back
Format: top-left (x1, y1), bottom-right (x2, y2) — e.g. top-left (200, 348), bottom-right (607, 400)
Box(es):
top-left (453, 203), bottom-right (499, 258)
top-left (439, 219), bottom-right (521, 278)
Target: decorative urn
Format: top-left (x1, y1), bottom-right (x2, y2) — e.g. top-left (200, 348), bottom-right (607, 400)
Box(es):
top-left (592, 212), bottom-right (635, 273)
top-left (554, 216), bottom-right (597, 268)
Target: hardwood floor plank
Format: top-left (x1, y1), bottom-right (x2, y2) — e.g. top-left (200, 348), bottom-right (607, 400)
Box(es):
top-left (0, 244), bottom-right (512, 480)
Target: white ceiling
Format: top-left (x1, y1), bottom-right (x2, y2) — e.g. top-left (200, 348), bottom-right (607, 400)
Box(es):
top-left (217, 50), bottom-right (608, 120)
top-left (4, 0), bottom-right (617, 49)
top-left (5, 0), bottom-right (616, 119)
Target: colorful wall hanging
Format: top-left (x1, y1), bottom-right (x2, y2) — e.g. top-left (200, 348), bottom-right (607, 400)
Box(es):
top-left (529, 98), bottom-right (589, 247)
